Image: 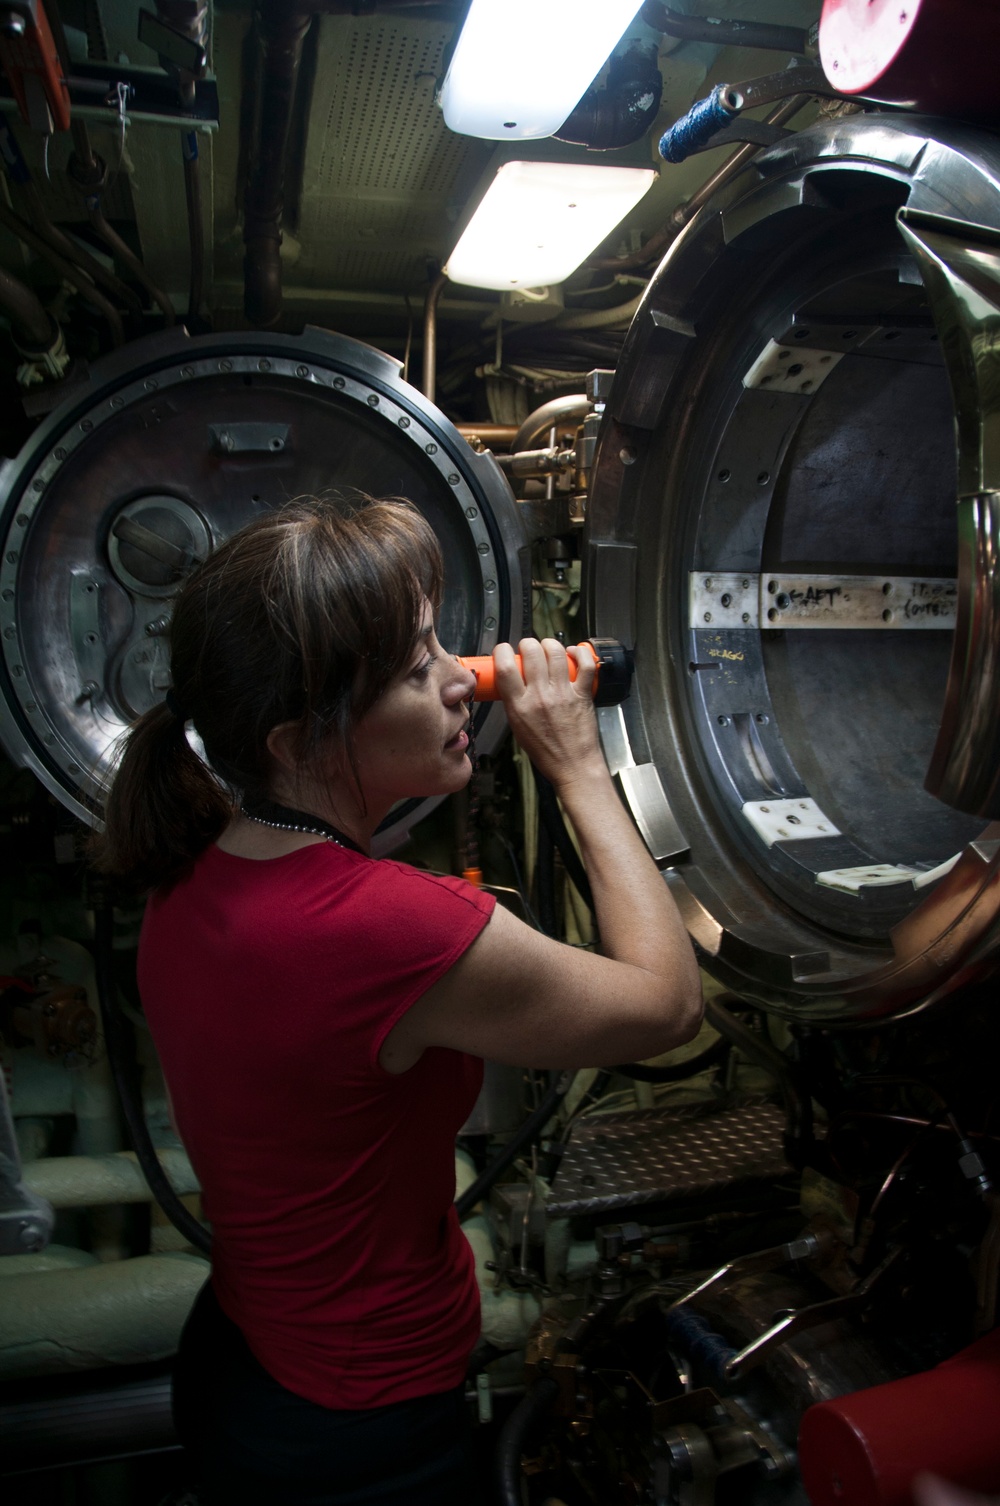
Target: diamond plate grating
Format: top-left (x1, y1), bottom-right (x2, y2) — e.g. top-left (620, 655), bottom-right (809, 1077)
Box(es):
top-left (548, 1100), bottom-right (791, 1216)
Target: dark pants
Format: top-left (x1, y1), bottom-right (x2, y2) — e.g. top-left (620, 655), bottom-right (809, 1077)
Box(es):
top-left (173, 1281), bottom-right (484, 1506)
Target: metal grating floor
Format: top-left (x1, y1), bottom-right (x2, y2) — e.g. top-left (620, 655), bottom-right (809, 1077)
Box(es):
top-left (549, 1099), bottom-right (791, 1217)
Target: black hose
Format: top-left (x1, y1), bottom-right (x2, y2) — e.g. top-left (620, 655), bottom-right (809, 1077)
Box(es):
top-left (92, 902), bottom-right (212, 1256)
top-left (640, 0), bottom-right (809, 54)
top-left (532, 766), bottom-right (594, 914)
top-left (456, 1071), bottom-right (574, 1222)
top-left (616, 1034), bottom-right (729, 1083)
top-left (707, 995), bottom-right (813, 1161)
top-left (183, 133), bottom-right (205, 326)
top-left (0, 197), bottom-right (125, 346)
top-left (494, 1375), bottom-right (560, 1506)
top-left (534, 808), bottom-right (558, 938)
top-left (0, 264), bottom-right (55, 350)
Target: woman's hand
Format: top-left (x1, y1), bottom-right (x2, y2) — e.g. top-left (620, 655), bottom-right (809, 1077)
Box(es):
top-left (493, 637), bottom-right (604, 790)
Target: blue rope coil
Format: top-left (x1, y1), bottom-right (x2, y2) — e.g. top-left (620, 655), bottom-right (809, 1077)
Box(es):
top-left (658, 85), bottom-right (739, 164)
top-left (664, 1304), bottom-right (737, 1382)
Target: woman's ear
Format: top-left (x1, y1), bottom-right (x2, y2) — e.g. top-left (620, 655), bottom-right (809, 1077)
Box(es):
top-left (265, 721), bottom-right (302, 777)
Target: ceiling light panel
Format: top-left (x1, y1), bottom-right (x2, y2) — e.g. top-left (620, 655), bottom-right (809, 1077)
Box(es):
top-left (440, 0), bottom-right (645, 140)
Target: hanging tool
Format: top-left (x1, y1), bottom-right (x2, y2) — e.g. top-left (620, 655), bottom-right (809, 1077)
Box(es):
top-left (459, 638), bottom-right (633, 707)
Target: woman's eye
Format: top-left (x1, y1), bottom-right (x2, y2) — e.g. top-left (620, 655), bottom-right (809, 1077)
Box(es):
top-left (411, 653), bottom-right (438, 681)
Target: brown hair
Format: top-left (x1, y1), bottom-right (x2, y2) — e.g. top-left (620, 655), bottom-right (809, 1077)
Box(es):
top-left (93, 497), bottom-right (444, 893)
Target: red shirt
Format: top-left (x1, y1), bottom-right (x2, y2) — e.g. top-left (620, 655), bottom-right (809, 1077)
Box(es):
top-left (139, 841), bottom-right (495, 1409)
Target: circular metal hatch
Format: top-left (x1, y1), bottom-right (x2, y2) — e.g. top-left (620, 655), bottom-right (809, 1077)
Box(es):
top-left (585, 114), bottom-right (1000, 1023)
top-left (0, 328), bottom-right (528, 852)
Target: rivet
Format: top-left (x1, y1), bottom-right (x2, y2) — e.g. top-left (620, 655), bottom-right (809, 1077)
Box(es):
top-left (717, 468), bottom-right (730, 482)
top-left (477, 542), bottom-right (489, 555)
top-left (742, 612), bottom-right (750, 623)
top-left (333, 377), bottom-right (346, 389)
top-left (16, 514), bottom-right (28, 527)
top-left (703, 612), bottom-right (712, 623)
top-left (181, 365), bottom-right (194, 378)
top-left (720, 593), bottom-right (732, 608)
top-left (220, 359), bottom-right (232, 372)
top-left (144, 378), bottom-right (158, 391)
top-left (619, 447), bottom-right (636, 465)
top-left (1, 589), bottom-right (12, 601)
top-left (367, 394), bottom-right (379, 406)
top-left (717, 715), bottom-right (730, 727)
top-left (484, 617), bottom-right (496, 630)
top-left (6, 550), bottom-right (18, 563)
top-left (757, 470), bottom-right (770, 485)
top-left (449, 474), bottom-right (460, 486)
top-left (296, 365), bottom-right (309, 378)
top-left (32, 479), bottom-right (44, 491)
top-left (756, 713), bottom-right (768, 724)
top-left (43, 733), bottom-right (55, 744)
top-left (465, 506), bottom-right (478, 518)
top-left (12, 663), bottom-right (23, 676)
top-left (111, 395), bottom-right (125, 408)
top-left (484, 579), bottom-right (496, 591)
top-left (425, 443), bottom-right (438, 455)
top-left (258, 359), bottom-right (271, 372)
top-left (54, 447), bottom-right (66, 460)
top-left (80, 419), bottom-right (93, 431)
top-left (398, 416), bottom-right (410, 428)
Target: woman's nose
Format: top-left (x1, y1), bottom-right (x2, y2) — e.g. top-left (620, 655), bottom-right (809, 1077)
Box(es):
top-left (448, 656), bottom-right (478, 702)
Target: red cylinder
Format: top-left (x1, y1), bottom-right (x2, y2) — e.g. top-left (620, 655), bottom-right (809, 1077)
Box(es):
top-left (798, 1328), bottom-right (1000, 1506)
top-left (818, 0), bottom-right (1000, 121)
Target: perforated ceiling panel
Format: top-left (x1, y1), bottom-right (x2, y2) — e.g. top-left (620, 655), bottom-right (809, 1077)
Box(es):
top-left (295, 15), bottom-right (492, 292)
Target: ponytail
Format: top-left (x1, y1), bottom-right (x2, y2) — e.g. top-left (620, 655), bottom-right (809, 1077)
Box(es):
top-left (91, 701), bottom-right (233, 894)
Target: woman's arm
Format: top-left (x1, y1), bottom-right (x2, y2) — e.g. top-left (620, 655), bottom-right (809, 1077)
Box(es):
top-left (379, 638), bottom-right (702, 1073)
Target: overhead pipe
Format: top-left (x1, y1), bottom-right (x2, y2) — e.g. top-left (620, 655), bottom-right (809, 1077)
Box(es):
top-left (590, 92), bottom-right (810, 271)
top-left (640, 1), bottom-right (810, 56)
top-left (243, 1), bottom-right (316, 327)
top-left (422, 269), bottom-right (448, 401)
top-left (153, 4), bottom-right (210, 326)
top-left (555, 40), bottom-right (663, 150)
top-left (512, 393), bottom-right (591, 453)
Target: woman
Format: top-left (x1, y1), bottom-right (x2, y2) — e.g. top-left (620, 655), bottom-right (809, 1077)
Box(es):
top-left (96, 497), bottom-right (701, 1505)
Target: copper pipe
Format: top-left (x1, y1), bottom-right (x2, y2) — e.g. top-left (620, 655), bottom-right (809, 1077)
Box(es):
top-left (455, 424), bottom-right (519, 450)
top-left (0, 199), bottom-right (124, 345)
top-left (590, 93), bottom-right (811, 272)
top-left (0, 264), bottom-right (54, 349)
top-left (422, 271), bottom-right (448, 403)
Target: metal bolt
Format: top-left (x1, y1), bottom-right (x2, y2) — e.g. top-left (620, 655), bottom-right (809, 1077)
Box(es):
top-left (775, 593), bottom-right (790, 610)
top-left (704, 612), bottom-right (712, 623)
top-left (425, 443), bottom-right (438, 455)
top-left (296, 365), bottom-right (309, 378)
top-left (367, 394), bottom-right (379, 406)
top-left (742, 612), bottom-right (750, 623)
top-left (720, 593), bottom-right (732, 608)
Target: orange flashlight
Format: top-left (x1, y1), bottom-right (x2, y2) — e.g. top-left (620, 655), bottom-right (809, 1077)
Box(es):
top-left (458, 638), bottom-right (633, 707)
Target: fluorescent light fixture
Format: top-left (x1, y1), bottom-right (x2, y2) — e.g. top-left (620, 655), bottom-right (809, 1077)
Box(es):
top-left (444, 160), bottom-right (655, 291)
top-left (440, 0), bottom-right (645, 140)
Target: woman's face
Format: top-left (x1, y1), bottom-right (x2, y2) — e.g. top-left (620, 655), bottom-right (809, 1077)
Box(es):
top-left (347, 599), bottom-right (477, 816)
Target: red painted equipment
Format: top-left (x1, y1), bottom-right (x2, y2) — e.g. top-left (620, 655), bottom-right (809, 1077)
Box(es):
top-left (799, 1326), bottom-right (1000, 1506)
top-left (0, 2), bottom-right (71, 134)
top-left (818, 0), bottom-right (1000, 121)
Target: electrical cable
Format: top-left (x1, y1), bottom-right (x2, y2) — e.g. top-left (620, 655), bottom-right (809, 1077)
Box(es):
top-left (531, 766), bottom-right (594, 914)
top-left (494, 1375), bottom-right (560, 1506)
top-left (92, 902), bottom-right (212, 1256)
top-left (616, 1035), bottom-right (729, 1083)
top-left (455, 1071), bottom-right (575, 1222)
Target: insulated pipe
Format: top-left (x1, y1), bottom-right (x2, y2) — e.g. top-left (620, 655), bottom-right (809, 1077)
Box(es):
top-left (640, 1), bottom-right (810, 55)
top-left (22, 1149), bottom-right (198, 1210)
top-left (512, 394), bottom-right (590, 454)
top-left (0, 263), bottom-right (56, 349)
top-left (555, 40), bottom-right (663, 151)
top-left (422, 270), bottom-right (447, 401)
top-left (0, 1252), bottom-right (209, 1379)
top-left (243, 1), bottom-right (315, 327)
top-left (555, 290), bottom-right (645, 330)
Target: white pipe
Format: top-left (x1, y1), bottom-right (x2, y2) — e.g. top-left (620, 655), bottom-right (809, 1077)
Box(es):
top-left (0, 1253), bottom-right (210, 1379)
top-left (22, 1148), bottom-right (198, 1209)
top-left (455, 1151), bottom-right (541, 1351)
